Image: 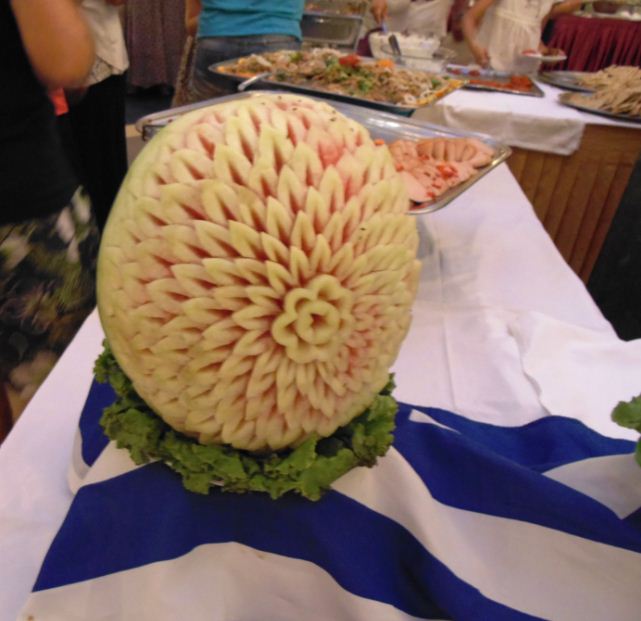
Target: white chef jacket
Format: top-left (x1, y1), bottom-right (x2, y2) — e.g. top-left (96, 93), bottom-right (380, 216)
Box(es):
top-left (476, 0), bottom-right (557, 72)
top-left (387, 0), bottom-right (454, 38)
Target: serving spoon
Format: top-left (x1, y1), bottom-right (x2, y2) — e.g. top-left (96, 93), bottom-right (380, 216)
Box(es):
top-left (237, 71), bottom-right (272, 92)
top-left (388, 34), bottom-right (403, 61)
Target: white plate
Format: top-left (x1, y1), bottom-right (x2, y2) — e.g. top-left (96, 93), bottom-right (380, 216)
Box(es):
top-left (521, 51), bottom-right (567, 63)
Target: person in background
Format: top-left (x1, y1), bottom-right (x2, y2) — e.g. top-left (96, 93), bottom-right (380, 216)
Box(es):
top-left (67, 0), bottom-right (129, 230)
top-left (125, 0), bottom-right (186, 92)
top-left (187, 0), bottom-right (304, 101)
top-left (380, 0), bottom-right (454, 38)
top-left (462, 0), bottom-right (581, 72)
top-left (371, 0), bottom-right (389, 24)
top-left (0, 0), bottom-right (99, 430)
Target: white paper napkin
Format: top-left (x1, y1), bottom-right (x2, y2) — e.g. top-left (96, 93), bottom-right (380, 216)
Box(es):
top-left (508, 311), bottom-right (641, 440)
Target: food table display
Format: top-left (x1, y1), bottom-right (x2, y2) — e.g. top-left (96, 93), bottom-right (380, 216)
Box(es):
top-left (414, 80), bottom-right (641, 282)
top-left (2, 85), bottom-right (641, 620)
top-left (547, 13), bottom-right (641, 72)
top-left (2, 133), bottom-right (641, 617)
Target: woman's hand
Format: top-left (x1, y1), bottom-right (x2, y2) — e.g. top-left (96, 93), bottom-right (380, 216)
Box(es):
top-left (371, 0), bottom-right (388, 25)
top-left (470, 42), bottom-right (490, 67)
top-left (536, 41), bottom-right (565, 57)
top-left (461, 0), bottom-right (495, 68)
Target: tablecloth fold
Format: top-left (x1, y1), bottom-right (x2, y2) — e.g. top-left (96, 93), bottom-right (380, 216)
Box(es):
top-left (508, 311), bottom-right (641, 441)
top-left (18, 381), bottom-right (641, 621)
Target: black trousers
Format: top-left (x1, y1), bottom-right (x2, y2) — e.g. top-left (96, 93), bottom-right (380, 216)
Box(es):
top-left (67, 73), bottom-right (128, 230)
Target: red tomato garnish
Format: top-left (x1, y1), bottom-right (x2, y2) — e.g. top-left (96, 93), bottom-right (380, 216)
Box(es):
top-left (339, 54), bottom-right (360, 67)
top-left (436, 164), bottom-right (456, 179)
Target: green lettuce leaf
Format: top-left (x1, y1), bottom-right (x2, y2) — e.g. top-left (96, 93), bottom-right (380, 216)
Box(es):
top-left (94, 342), bottom-right (398, 500)
top-left (612, 395), bottom-right (641, 432)
top-left (612, 394), bottom-right (641, 468)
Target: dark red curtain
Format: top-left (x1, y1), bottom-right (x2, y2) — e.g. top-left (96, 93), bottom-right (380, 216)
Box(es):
top-left (548, 15), bottom-right (641, 72)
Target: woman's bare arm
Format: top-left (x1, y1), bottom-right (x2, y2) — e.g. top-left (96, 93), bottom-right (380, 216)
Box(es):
top-left (10, 0), bottom-right (95, 89)
top-left (539, 0), bottom-right (583, 54)
top-left (185, 0), bottom-right (203, 36)
top-left (371, 0), bottom-right (388, 24)
top-left (461, 0), bottom-right (497, 66)
top-left (547, 0), bottom-right (584, 19)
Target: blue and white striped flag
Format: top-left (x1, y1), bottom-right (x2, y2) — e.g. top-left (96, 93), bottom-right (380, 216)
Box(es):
top-left (20, 381), bottom-right (641, 620)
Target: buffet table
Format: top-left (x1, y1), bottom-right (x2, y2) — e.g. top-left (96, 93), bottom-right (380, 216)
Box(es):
top-left (1, 163), bottom-right (640, 620)
top-left (547, 13), bottom-right (641, 72)
top-left (414, 82), bottom-right (641, 282)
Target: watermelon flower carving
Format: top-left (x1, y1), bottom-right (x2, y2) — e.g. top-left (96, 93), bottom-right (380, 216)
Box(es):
top-left (272, 274), bottom-right (353, 364)
top-left (98, 94), bottom-right (420, 452)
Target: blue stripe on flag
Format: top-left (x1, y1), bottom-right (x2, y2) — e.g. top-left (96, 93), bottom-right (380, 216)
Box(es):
top-left (398, 403), bottom-right (635, 471)
top-left (624, 506), bottom-right (641, 532)
top-left (78, 380), bottom-right (115, 467)
top-left (394, 418), bottom-right (641, 553)
top-left (33, 464), bottom-right (543, 621)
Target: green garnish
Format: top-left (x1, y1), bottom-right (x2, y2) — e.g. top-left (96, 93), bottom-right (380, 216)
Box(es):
top-left (612, 394), bottom-right (641, 467)
top-left (357, 79), bottom-right (373, 93)
top-left (95, 343), bottom-right (398, 501)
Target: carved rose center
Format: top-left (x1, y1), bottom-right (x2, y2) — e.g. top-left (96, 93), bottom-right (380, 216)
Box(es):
top-left (272, 274), bottom-right (353, 363)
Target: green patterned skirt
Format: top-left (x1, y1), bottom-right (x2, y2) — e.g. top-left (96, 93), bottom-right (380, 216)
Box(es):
top-left (0, 189), bottom-right (99, 419)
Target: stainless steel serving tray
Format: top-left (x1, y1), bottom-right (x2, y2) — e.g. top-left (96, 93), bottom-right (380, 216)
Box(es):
top-left (537, 71), bottom-right (594, 93)
top-left (135, 91), bottom-right (511, 215)
top-left (209, 57), bottom-right (464, 116)
top-left (304, 0), bottom-right (368, 18)
top-left (558, 92), bottom-right (641, 124)
top-left (445, 64), bottom-right (545, 98)
top-left (301, 14), bottom-right (362, 48)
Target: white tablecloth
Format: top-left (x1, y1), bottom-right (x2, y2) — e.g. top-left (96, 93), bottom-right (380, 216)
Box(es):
top-left (414, 81), bottom-right (640, 155)
top-left (1, 164), bottom-right (639, 620)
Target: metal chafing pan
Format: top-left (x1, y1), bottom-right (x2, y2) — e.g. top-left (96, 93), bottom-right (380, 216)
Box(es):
top-left (135, 91), bottom-right (511, 215)
top-left (301, 0), bottom-right (366, 50)
top-left (537, 71), bottom-right (594, 93)
top-left (445, 64), bottom-right (545, 98)
top-left (304, 0), bottom-right (368, 18)
top-left (558, 92), bottom-right (641, 124)
top-left (301, 14), bottom-right (362, 48)
top-left (208, 56), bottom-right (464, 116)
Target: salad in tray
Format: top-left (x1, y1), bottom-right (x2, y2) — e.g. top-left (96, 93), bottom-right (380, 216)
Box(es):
top-left (215, 48), bottom-right (464, 108)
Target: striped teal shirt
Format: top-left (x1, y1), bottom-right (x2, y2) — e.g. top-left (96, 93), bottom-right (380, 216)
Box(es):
top-left (198, 0), bottom-right (304, 39)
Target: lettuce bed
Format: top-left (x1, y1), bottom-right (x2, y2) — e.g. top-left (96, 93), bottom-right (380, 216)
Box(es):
top-left (95, 344), bottom-right (398, 501)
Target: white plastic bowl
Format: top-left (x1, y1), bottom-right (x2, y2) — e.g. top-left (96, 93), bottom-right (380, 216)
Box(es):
top-left (369, 31), bottom-right (441, 61)
top-left (377, 42), bottom-right (455, 73)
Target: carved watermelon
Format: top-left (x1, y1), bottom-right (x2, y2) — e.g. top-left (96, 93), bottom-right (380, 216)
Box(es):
top-left (97, 94), bottom-right (420, 452)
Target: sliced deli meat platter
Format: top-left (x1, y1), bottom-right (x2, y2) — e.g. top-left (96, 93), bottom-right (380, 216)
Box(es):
top-left (137, 92), bottom-right (511, 215)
